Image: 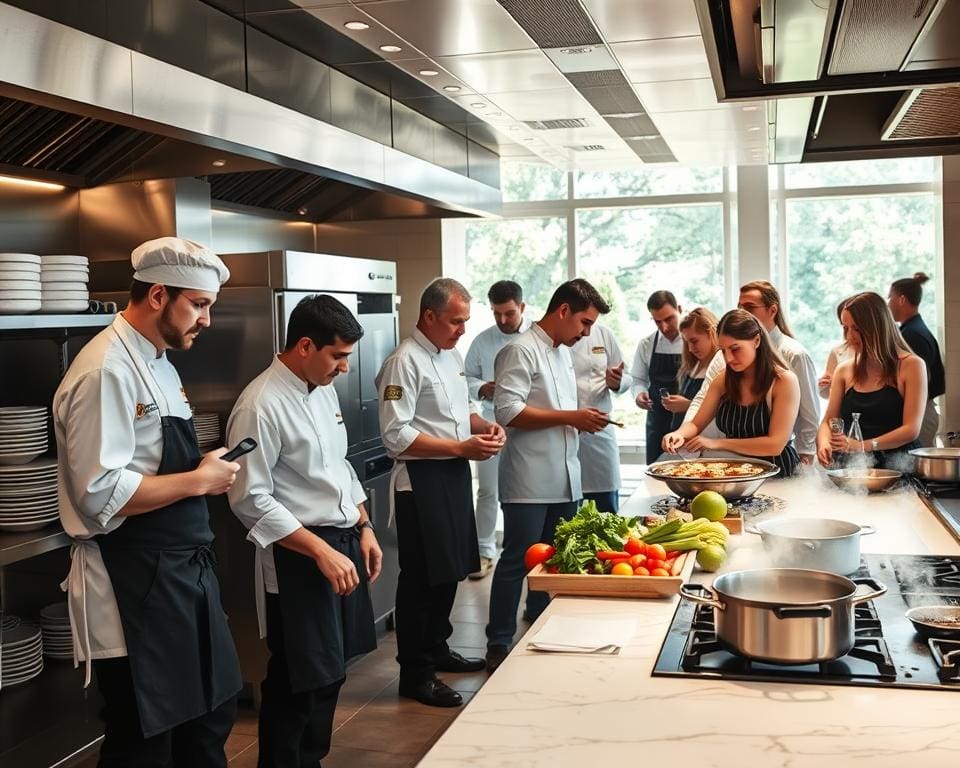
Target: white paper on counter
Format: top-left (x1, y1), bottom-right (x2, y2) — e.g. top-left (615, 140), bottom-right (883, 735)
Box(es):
top-left (526, 614), bottom-right (638, 654)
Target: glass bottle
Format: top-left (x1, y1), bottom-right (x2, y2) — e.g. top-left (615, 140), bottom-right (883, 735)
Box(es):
top-left (847, 413), bottom-right (865, 455)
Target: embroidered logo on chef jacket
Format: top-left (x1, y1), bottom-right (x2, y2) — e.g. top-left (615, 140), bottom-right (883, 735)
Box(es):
top-left (135, 402), bottom-right (160, 419)
top-left (335, 411), bottom-right (344, 425)
top-left (591, 346), bottom-right (606, 354)
top-left (384, 385), bottom-right (403, 401)
top-left (179, 387), bottom-right (190, 404)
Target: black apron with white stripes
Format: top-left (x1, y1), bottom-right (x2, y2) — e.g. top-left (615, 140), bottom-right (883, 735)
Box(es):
top-left (715, 398), bottom-right (800, 477)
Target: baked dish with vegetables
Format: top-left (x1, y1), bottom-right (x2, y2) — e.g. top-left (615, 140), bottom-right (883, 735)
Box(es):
top-left (650, 461), bottom-right (767, 479)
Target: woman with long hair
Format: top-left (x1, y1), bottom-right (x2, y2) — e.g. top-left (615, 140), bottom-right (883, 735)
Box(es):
top-left (817, 292), bottom-right (926, 467)
top-left (817, 297), bottom-right (854, 399)
top-left (662, 307), bottom-right (719, 430)
top-left (662, 309), bottom-right (802, 477)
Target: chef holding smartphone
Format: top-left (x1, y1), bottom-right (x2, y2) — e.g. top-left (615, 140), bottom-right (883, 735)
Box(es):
top-left (227, 293), bottom-right (381, 768)
top-left (53, 237), bottom-right (242, 767)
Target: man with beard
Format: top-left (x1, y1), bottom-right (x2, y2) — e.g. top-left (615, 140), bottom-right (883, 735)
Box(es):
top-left (53, 237), bottom-right (242, 767)
top-left (463, 280), bottom-right (530, 579)
top-left (227, 294), bottom-right (381, 767)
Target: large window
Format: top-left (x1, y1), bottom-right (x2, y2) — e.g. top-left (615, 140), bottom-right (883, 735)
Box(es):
top-left (576, 167), bottom-right (722, 198)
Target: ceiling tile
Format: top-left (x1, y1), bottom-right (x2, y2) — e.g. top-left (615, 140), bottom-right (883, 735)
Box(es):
top-left (353, 0), bottom-right (536, 57)
top-left (484, 88), bottom-right (595, 121)
top-left (435, 50), bottom-right (569, 93)
top-left (580, 0), bottom-right (703, 44)
top-left (632, 78), bottom-right (723, 112)
top-left (612, 37), bottom-right (711, 83)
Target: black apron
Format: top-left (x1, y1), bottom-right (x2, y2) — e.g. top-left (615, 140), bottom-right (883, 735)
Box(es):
top-left (272, 526), bottom-right (377, 693)
top-left (405, 458), bottom-right (479, 586)
top-left (670, 374), bottom-right (705, 431)
top-left (97, 415), bottom-right (242, 738)
top-left (646, 331), bottom-right (682, 464)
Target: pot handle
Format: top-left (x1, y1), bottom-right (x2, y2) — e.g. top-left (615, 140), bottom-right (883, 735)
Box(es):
top-left (774, 605), bottom-right (833, 619)
top-left (743, 523), bottom-right (761, 535)
top-left (850, 577), bottom-right (887, 605)
top-left (859, 524), bottom-right (877, 536)
top-left (679, 583), bottom-right (725, 611)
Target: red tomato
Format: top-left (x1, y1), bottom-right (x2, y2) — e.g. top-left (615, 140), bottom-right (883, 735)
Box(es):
top-left (624, 537), bottom-right (645, 556)
top-left (524, 543), bottom-right (556, 571)
top-left (645, 543), bottom-right (667, 561)
top-left (650, 568), bottom-right (671, 577)
top-left (646, 558), bottom-right (666, 572)
top-left (633, 566), bottom-right (650, 576)
top-left (610, 557), bottom-right (631, 568)
top-left (628, 554), bottom-right (647, 569)
top-left (665, 550), bottom-right (680, 560)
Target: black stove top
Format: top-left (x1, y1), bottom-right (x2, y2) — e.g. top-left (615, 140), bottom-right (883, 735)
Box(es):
top-left (911, 478), bottom-right (960, 544)
top-left (653, 554), bottom-right (960, 690)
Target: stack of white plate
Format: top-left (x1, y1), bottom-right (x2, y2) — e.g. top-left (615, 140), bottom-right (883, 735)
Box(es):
top-left (0, 406), bottom-right (49, 466)
top-left (194, 412), bottom-right (221, 449)
top-left (40, 255), bottom-right (89, 314)
top-left (1, 623), bottom-right (43, 687)
top-left (0, 457), bottom-right (59, 532)
top-left (1, 614), bottom-right (20, 631)
top-left (40, 603), bottom-right (73, 660)
top-left (0, 253), bottom-right (42, 314)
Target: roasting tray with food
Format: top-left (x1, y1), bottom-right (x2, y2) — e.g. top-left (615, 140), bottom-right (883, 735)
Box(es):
top-left (646, 458), bottom-right (780, 501)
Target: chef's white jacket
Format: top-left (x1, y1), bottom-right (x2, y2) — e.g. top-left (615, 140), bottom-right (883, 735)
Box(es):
top-left (571, 325), bottom-right (631, 493)
top-left (685, 327), bottom-right (820, 455)
top-left (494, 323), bottom-right (581, 504)
top-left (628, 330), bottom-right (685, 399)
top-left (53, 314), bottom-right (193, 674)
top-left (463, 318), bottom-right (531, 416)
top-left (227, 357), bottom-right (366, 636)
top-left (376, 328), bottom-right (473, 494)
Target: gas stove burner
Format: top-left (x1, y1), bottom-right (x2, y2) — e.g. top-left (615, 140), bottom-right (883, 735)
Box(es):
top-left (928, 639), bottom-right (960, 683)
top-left (892, 555), bottom-right (960, 591)
top-left (910, 475), bottom-right (960, 497)
top-left (649, 494), bottom-right (786, 519)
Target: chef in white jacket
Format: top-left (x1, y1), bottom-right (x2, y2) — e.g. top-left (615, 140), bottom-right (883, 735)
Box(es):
top-left (54, 237), bottom-right (241, 766)
top-left (571, 323), bottom-right (631, 512)
top-left (227, 294), bottom-right (381, 768)
top-left (463, 279), bottom-right (530, 578)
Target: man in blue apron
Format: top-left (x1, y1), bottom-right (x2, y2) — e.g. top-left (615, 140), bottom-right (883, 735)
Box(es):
top-left (53, 238), bottom-right (242, 766)
top-left (227, 294), bottom-right (381, 767)
top-left (377, 278), bottom-right (506, 707)
top-left (629, 290), bottom-right (683, 464)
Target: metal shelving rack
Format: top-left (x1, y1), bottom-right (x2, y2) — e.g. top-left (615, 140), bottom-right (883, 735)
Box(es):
top-left (0, 312), bottom-right (114, 767)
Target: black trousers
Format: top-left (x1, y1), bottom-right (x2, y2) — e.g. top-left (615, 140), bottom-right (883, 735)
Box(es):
top-left (258, 594), bottom-right (344, 768)
top-left (94, 657), bottom-right (237, 768)
top-left (394, 491), bottom-right (459, 684)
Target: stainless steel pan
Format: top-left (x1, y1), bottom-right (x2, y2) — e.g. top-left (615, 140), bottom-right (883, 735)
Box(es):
top-left (746, 517), bottom-right (875, 576)
top-left (909, 448), bottom-right (960, 483)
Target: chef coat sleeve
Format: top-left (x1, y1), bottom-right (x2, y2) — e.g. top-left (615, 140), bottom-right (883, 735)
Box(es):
top-left (628, 335), bottom-right (652, 398)
top-left (377, 354), bottom-right (421, 455)
top-left (789, 348), bottom-right (821, 455)
top-left (684, 349), bottom-right (726, 424)
top-left (226, 406), bottom-right (302, 548)
top-left (463, 334), bottom-right (486, 403)
top-left (57, 368), bottom-right (144, 529)
top-left (347, 460), bottom-right (366, 506)
top-left (494, 343), bottom-right (533, 427)
top-left (604, 327), bottom-right (633, 395)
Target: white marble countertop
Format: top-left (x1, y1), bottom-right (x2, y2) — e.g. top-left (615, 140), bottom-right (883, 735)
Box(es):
top-left (418, 471), bottom-right (960, 768)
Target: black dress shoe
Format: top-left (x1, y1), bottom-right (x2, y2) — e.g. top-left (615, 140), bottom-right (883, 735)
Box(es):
top-left (485, 644), bottom-right (509, 674)
top-left (434, 650), bottom-right (486, 673)
top-left (398, 677), bottom-right (463, 708)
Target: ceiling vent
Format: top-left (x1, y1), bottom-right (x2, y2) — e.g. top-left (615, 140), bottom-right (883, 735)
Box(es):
top-left (564, 144), bottom-right (606, 152)
top-left (497, 0), bottom-right (601, 48)
top-left (882, 86), bottom-right (960, 140)
top-left (523, 118), bottom-right (591, 130)
top-left (827, 0), bottom-right (947, 75)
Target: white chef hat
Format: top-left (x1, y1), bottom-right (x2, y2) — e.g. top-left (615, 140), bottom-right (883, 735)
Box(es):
top-left (131, 237), bottom-right (230, 293)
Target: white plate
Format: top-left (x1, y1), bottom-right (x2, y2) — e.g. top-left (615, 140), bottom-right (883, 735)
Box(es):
top-left (0, 436), bottom-right (48, 445)
top-left (0, 279), bottom-right (41, 290)
top-left (0, 519), bottom-right (57, 532)
top-left (0, 265), bottom-right (41, 276)
top-left (0, 253), bottom-right (40, 265)
top-left (40, 270), bottom-right (88, 283)
top-left (0, 300), bottom-right (41, 314)
top-left (40, 291), bottom-right (89, 301)
top-left (38, 282), bottom-right (86, 291)
top-left (0, 488), bottom-right (56, 500)
top-left (41, 255), bottom-right (88, 267)
top-left (1, 624), bottom-right (42, 645)
top-left (0, 497), bottom-right (58, 510)
top-left (38, 301), bottom-right (88, 313)
top-left (0, 407), bottom-right (47, 417)
top-left (0, 452), bottom-right (45, 466)
top-left (1, 644), bottom-right (43, 663)
top-left (0, 457), bottom-right (56, 471)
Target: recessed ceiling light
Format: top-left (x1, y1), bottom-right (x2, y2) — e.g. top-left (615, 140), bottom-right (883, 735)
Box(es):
top-left (742, 105), bottom-right (759, 112)
top-left (747, 126), bottom-right (761, 132)
top-left (419, 69), bottom-right (439, 77)
top-left (443, 85), bottom-right (461, 92)
top-left (344, 21), bottom-right (369, 31)
top-left (211, 159), bottom-right (226, 167)
top-left (379, 44), bottom-right (402, 53)
top-left (470, 102), bottom-right (485, 108)
top-left (297, 207), bottom-right (308, 216)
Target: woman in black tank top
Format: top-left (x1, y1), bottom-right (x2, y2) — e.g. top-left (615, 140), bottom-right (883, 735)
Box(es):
top-left (816, 292), bottom-right (926, 469)
top-left (662, 310), bottom-right (802, 477)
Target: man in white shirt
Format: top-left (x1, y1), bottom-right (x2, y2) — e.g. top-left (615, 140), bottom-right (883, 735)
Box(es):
top-left (630, 291), bottom-right (684, 464)
top-left (54, 238), bottom-right (241, 766)
top-left (571, 323), bottom-right (632, 512)
top-left (463, 280), bottom-right (530, 578)
top-left (227, 294), bottom-right (382, 768)
top-left (377, 278), bottom-right (506, 708)
top-left (485, 279), bottom-right (610, 672)
top-left (685, 281), bottom-right (819, 463)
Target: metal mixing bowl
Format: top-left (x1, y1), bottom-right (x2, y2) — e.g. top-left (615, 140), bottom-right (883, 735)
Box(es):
top-left (825, 467), bottom-right (902, 493)
top-left (645, 458), bottom-right (780, 500)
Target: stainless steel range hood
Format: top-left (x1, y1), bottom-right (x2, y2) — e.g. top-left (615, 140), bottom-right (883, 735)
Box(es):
top-left (0, 2), bottom-right (500, 218)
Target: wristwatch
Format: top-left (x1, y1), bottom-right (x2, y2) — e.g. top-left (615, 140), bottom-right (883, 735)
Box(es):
top-left (871, 438), bottom-right (879, 452)
top-left (357, 519), bottom-right (375, 533)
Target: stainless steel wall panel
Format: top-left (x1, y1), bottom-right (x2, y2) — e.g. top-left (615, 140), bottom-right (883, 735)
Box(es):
top-left (329, 70), bottom-right (392, 146)
top-left (434, 125), bottom-right (469, 177)
top-left (392, 101), bottom-right (435, 164)
top-left (467, 141), bottom-right (501, 189)
top-left (0, 184), bottom-right (79, 254)
top-left (385, 146), bottom-right (501, 214)
top-left (211, 209), bottom-right (317, 255)
top-left (1, 0), bottom-right (108, 37)
top-left (246, 27), bottom-right (332, 123)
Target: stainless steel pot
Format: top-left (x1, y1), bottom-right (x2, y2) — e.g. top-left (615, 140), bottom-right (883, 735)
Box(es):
top-left (679, 569), bottom-right (887, 664)
top-left (645, 458), bottom-right (781, 500)
top-left (747, 517), bottom-right (875, 576)
top-left (909, 447), bottom-right (960, 483)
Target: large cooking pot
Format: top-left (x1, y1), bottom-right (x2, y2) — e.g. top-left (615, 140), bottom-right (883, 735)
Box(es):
top-left (679, 568), bottom-right (887, 664)
top-left (645, 458), bottom-right (780, 500)
top-left (910, 447), bottom-right (960, 483)
top-left (746, 517), bottom-right (875, 576)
